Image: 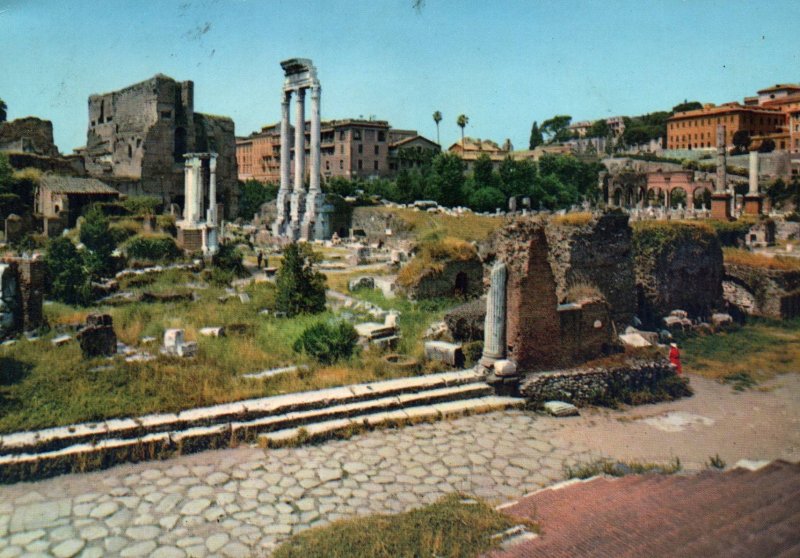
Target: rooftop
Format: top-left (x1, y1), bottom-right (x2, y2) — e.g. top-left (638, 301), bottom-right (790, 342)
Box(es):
top-left (669, 102), bottom-right (783, 121)
top-left (39, 175), bottom-right (118, 195)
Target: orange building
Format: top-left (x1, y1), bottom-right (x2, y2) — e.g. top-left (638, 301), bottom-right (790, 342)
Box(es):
top-left (448, 137), bottom-right (510, 171)
top-left (667, 103), bottom-right (784, 150)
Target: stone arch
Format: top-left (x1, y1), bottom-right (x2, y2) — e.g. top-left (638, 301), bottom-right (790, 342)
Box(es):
top-left (693, 186), bottom-right (711, 210)
top-left (454, 271), bottom-right (469, 299)
top-left (669, 187), bottom-right (687, 208)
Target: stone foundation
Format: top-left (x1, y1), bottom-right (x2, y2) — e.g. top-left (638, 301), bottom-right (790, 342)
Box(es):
top-left (519, 358), bottom-right (677, 405)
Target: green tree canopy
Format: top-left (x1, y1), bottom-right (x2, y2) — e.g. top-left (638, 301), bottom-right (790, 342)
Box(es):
top-left (671, 100), bottom-right (703, 114)
top-left (732, 130), bottom-right (751, 154)
top-left (45, 237), bottom-right (91, 306)
top-left (541, 115), bottom-right (572, 144)
top-left (429, 153), bottom-right (465, 207)
top-left (80, 205), bottom-right (117, 279)
top-left (587, 119), bottom-right (610, 138)
top-left (276, 242), bottom-right (327, 316)
top-left (529, 121), bottom-right (543, 149)
top-left (238, 179), bottom-right (278, 220)
top-left (468, 186), bottom-right (505, 213)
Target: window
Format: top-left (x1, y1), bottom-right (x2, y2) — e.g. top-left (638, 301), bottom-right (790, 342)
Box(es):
top-left (339, 130), bottom-right (345, 140)
top-left (374, 161), bottom-right (378, 170)
top-left (340, 144), bottom-right (344, 154)
top-left (358, 144), bottom-right (363, 154)
top-left (358, 159), bottom-right (363, 170)
top-left (339, 160), bottom-right (343, 169)
top-left (353, 129), bottom-right (361, 141)
top-left (325, 160), bottom-right (330, 170)
top-left (161, 110), bottom-right (171, 120)
top-left (374, 145), bottom-right (379, 155)
top-left (378, 131), bottom-right (386, 142)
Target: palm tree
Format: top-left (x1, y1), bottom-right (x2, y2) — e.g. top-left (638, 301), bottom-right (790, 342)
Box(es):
top-left (432, 111), bottom-right (442, 147)
top-left (456, 114), bottom-right (469, 146)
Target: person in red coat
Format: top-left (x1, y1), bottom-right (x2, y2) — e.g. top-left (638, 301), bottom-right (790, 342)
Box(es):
top-left (669, 343), bottom-right (682, 375)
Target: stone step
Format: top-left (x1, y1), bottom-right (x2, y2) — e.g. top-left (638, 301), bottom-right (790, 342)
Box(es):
top-left (258, 396), bottom-right (526, 448)
top-left (0, 369), bottom-right (484, 456)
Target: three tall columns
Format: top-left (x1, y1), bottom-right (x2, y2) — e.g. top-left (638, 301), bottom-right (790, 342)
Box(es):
top-left (273, 58), bottom-right (322, 241)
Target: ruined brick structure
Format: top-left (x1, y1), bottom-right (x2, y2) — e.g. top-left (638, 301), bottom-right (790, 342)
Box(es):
top-left (495, 218), bottom-right (615, 371)
top-left (723, 263), bottom-right (800, 320)
top-left (84, 74), bottom-right (238, 218)
top-left (0, 117), bottom-right (59, 157)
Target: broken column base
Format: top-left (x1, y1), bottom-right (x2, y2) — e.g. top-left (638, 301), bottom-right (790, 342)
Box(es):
top-left (481, 358), bottom-right (521, 393)
top-left (710, 193), bottom-right (732, 220)
top-left (743, 193), bottom-right (764, 216)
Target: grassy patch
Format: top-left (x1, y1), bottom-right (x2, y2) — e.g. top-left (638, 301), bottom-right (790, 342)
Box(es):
top-left (565, 457), bottom-right (682, 480)
top-left (680, 317), bottom-right (800, 384)
top-left (723, 247), bottom-right (800, 271)
top-left (0, 268), bottom-right (447, 433)
top-left (397, 236), bottom-right (478, 289)
top-left (551, 212), bottom-right (593, 226)
top-left (272, 493), bottom-right (528, 558)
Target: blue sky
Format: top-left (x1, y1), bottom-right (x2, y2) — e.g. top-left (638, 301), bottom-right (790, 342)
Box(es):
top-left (0, 0), bottom-right (796, 153)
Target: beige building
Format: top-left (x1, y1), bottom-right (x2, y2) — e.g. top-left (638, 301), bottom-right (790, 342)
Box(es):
top-left (448, 137), bottom-right (510, 171)
top-left (36, 175), bottom-right (119, 227)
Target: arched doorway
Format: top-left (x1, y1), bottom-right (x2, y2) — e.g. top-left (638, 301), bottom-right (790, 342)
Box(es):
top-left (693, 187), bottom-right (711, 210)
top-left (454, 272), bottom-right (469, 299)
top-left (669, 187), bottom-right (687, 209)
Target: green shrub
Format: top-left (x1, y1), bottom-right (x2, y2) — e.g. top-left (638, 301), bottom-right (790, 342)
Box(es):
top-left (706, 219), bottom-right (754, 247)
top-left (90, 202), bottom-right (131, 217)
top-left (122, 196), bottom-right (162, 216)
top-left (80, 205), bottom-right (117, 279)
top-left (212, 243), bottom-right (247, 277)
top-left (293, 321), bottom-right (359, 365)
top-left (45, 237), bottom-right (91, 305)
top-left (124, 234), bottom-right (182, 262)
top-left (276, 243), bottom-right (327, 316)
top-left (156, 214), bottom-right (177, 236)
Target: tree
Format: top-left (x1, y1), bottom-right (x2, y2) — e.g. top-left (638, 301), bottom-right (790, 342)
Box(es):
top-left (758, 138), bottom-right (775, 153)
top-left (732, 130), bottom-right (751, 155)
top-left (541, 115), bottom-right (572, 144)
top-left (45, 237), bottom-right (91, 306)
top-left (468, 186), bottom-right (505, 213)
top-left (80, 205), bottom-right (117, 279)
top-left (0, 99), bottom-right (6, 123)
top-left (529, 121), bottom-right (543, 150)
top-left (276, 242), bottom-right (327, 316)
top-left (587, 119), bottom-right (610, 139)
top-left (456, 114), bottom-right (469, 145)
top-left (671, 100), bottom-right (703, 114)
top-left (472, 153), bottom-right (497, 189)
top-left (432, 110), bottom-right (442, 146)
top-left (238, 179), bottom-right (278, 220)
top-left (429, 153), bottom-right (465, 208)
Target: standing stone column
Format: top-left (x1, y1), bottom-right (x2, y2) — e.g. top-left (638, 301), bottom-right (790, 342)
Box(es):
top-left (749, 150), bottom-right (759, 195)
top-left (289, 89), bottom-right (307, 238)
top-left (480, 262), bottom-right (507, 368)
top-left (715, 125), bottom-right (727, 193)
top-left (302, 84), bottom-right (322, 240)
top-left (182, 157), bottom-right (194, 223)
top-left (207, 154), bottom-right (217, 224)
top-left (273, 92), bottom-right (292, 236)
top-left (711, 124), bottom-right (732, 220)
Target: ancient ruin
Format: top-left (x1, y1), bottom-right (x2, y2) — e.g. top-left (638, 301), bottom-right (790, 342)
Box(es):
top-left (273, 58), bottom-right (324, 240)
top-left (176, 153), bottom-right (219, 255)
top-left (0, 117), bottom-right (59, 157)
top-left (83, 74), bottom-right (238, 218)
top-left (76, 314), bottom-right (117, 358)
top-left (0, 256), bottom-right (45, 337)
top-left (710, 124), bottom-right (733, 220)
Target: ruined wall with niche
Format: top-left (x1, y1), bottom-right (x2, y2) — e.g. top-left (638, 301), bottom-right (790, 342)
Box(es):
top-left (723, 262), bottom-right (800, 319)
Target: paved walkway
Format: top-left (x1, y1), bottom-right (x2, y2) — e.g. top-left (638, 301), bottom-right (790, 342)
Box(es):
top-left (0, 412), bottom-right (599, 558)
top-left (1, 373), bottom-right (798, 557)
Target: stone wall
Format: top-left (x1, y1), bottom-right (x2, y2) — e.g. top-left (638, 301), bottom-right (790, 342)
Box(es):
top-left (406, 259), bottom-right (483, 300)
top-left (84, 74), bottom-right (238, 219)
top-left (632, 222), bottom-right (723, 326)
top-left (0, 117), bottom-right (59, 157)
top-left (0, 256), bottom-right (45, 334)
top-left (545, 212), bottom-right (635, 327)
top-left (723, 262), bottom-right (800, 319)
top-left (519, 358), bottom-right (676, 405)
top-left (351, 207), bottom-right (414, 240)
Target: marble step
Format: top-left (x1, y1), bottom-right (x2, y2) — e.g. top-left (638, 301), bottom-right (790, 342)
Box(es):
top-left (0, 369), bottom-right (485, 456)
top-left (259, 396), bottom-right (527, 448)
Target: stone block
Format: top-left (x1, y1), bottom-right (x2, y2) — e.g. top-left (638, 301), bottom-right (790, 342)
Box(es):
top-left (493, 360), bottom-right (517, 377)
top-left (424, 341), bottom-right (464, 368)
top-left (542, 401), bottom-right (579, 417)
top-left (619, 332), bottom-right (652, 348)
top-left (77, 313), bottom-right (117, 357)
top-left (164, 329), bottom-right (184, 349)
top-left (199, 327), bottom-right (225, 337)
top-left (51, 334), bottom-right (72, 346)
top-left (711, 313), bottom-right (733, 328)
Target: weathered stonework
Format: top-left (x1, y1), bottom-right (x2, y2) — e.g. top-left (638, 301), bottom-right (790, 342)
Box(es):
top-left (84, 74), bottom-right (238, 218)
top-left (76, 314), bottom-right (117, 358)
top-left (0, 117), bottom-right (59, 157)
top-left (723, 262), bottom-right (800, 319)
top-left (632, 222), bottom-right (723, 326)
top-left (0, 256), bottom-right (45, 335)
top-left (519, 358), bottom-right (677, 405)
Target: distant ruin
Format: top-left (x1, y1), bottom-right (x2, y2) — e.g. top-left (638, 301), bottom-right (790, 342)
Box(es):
top-left (83, 74), bottom-right (239, 218)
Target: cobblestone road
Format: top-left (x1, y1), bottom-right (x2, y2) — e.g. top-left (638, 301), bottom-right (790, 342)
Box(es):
top-left (0, 411), bottom-right (601, 558)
